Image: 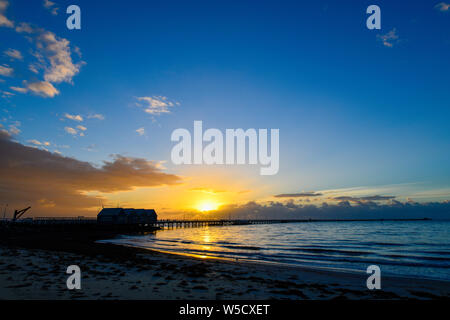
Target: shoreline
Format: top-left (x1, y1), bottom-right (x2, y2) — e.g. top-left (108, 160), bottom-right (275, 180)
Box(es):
top-left (1, 237), bottom-right (449, 299)
top-left (102, 240), bottom-right (450, 284)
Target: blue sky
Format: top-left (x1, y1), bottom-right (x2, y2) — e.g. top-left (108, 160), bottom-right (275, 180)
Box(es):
top-left (1, 0), bottom-right (450, 216)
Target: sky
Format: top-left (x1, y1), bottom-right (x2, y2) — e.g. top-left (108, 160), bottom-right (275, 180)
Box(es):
top-left (1, 0), bottom-right (450, 219)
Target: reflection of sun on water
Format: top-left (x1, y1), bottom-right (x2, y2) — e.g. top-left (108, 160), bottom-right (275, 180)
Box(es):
top-left (201, 228), bottom-right (212, 251)
top-left (197, 201), bottom-right (220, 212)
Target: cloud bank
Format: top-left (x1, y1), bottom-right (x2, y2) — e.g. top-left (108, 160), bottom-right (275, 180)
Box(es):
top-left (0, 131), bottom-right (181, 216)
top-left (183, 199), bottom-right (450, 221)
top-left (274, 192), bottom-right (323, 198)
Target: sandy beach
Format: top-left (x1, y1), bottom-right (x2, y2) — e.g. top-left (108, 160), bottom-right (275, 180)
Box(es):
top-left (1, 240), bottom-right (449, 300)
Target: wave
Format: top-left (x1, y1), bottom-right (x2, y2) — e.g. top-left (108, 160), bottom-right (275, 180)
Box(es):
top-left (104, 220), bottom-right (450, 281)
top-left (221, 245), bottom-right (261, 250)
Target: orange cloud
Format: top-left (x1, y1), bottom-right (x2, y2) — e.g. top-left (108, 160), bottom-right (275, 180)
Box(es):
top-left (0, 131), bottom-right (181, 216)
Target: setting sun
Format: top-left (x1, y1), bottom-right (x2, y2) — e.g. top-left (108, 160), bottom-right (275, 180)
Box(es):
top-left (197, 201), bottom-right (220, 212)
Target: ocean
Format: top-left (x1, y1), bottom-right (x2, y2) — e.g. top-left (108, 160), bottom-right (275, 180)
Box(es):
top-left (103, 220), bottom-right (450, 281)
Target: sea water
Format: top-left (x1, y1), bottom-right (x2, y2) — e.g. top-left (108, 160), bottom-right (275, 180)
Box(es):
top-left (104, 220), bottom-right (450, 281)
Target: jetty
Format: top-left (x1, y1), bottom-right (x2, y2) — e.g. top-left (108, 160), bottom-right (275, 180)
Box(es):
top-left (152, 218), bottom-right (431, 229)
top-left (1, 217), bottom-right (431, 229)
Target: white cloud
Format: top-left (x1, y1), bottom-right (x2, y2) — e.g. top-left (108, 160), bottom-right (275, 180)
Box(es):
top-left (136, 127), bottom-right (145, 136)
top-left (64, 127), bottom-right (77, 135)
top-left (43, 0), bottom-right (59, 15)
top-left (0, 122), bottom-right (19, 135)
top-left (1, 3), bottom-right (83, 98)
top-left (1, 90), bottom-right (14, 98)
top-left (0, 15), bottom-right (13, 28)
top-left (84, 144), bottom-right (97, 152)
top-left (435, 2), bottom-right (450, 11)
top-left (4, 48), bottom-right (23, 60)
top-left (10, 81), bottom-right (59, 97)
top-left (65, 125), bottom-right (86, 137)
top-left (35, 31), bottom-right (84, 84)
top-left (0, 121), bottom-right (20, 135)
top-left (64, 113), bottom-right (83, 122)
top-left (10, 86), bottom-right (28, 93)
top-left (0, 0), bottom-right (14, 28)
top-left (26, 81), bottom-right (59, 98)
top-left (0, 65), bottom-right (13, 76)
top-left (28, 139), bottom-right (45, 146)
top-left (15, 22), bottom-right (34, 34)
top-left (73, 46), bottom-right (82, 58)
top-left (43, 0), bottom-right (54, 9)
top-left (136, 96), bottom-right (180, 115)
top-left (87, 113), bottom-right (105, 120)
top-left (377, 28), bottom-right (399, 47)
top-left (9, 124), bottom-right (20, 135)
top-left (29, 64), bottom-right (39, 74)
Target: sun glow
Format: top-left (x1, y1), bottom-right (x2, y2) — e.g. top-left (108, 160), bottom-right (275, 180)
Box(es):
top-left (197, 201), bottom-right (220, 212)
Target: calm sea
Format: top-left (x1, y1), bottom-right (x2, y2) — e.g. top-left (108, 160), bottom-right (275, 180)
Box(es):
top-left (103, 220), bottom-right (450, 281)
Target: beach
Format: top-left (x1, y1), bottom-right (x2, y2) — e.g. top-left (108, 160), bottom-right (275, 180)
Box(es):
top-left (1, 240), bottom-right (449, 300)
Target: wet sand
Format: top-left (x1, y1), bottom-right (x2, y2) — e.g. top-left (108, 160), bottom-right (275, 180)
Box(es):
top-left (1, 241), bottom-right (449, 300)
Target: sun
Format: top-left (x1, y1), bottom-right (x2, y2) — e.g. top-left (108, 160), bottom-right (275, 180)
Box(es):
top-left (197, 201), bottom-right (220, 212)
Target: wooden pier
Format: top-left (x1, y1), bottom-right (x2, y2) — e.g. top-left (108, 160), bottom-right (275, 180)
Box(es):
top-left (152, 218), bottom-right (431, 229)
top-left (0, 217), bottom-right (431, 232)
top-left (153, 219), bottom-right (273, 229)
